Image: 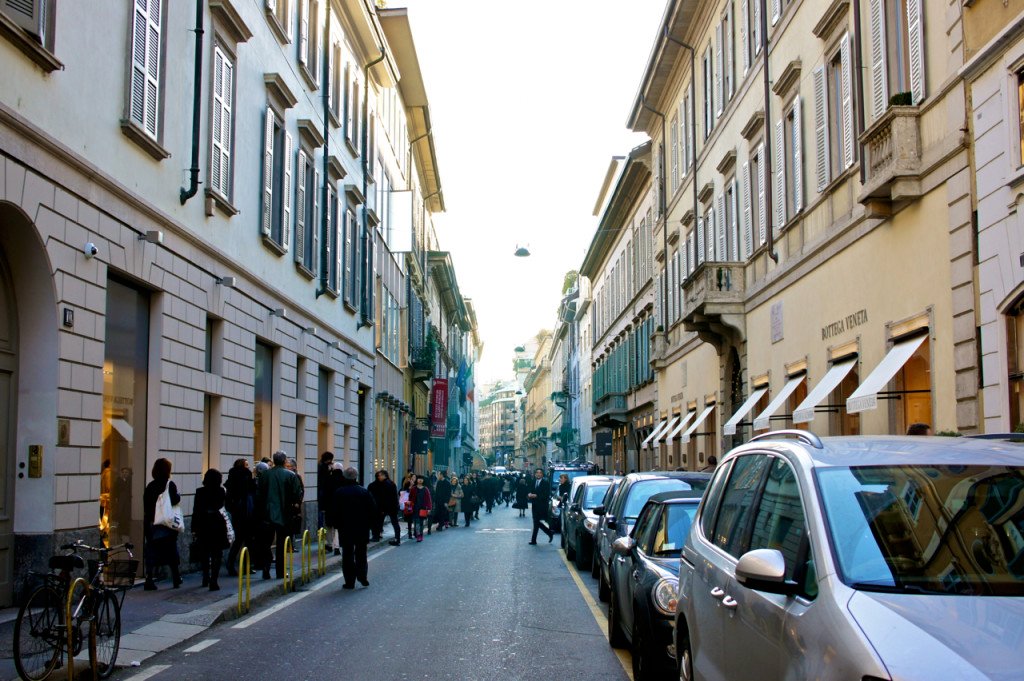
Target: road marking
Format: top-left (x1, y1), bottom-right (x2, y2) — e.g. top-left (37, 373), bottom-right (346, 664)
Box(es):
top-left (122, 664), bottom-right (172, 681)
top-left (558, 549), bottom-right (634, 681)
top-left (182, 639), bottom-right (219, 654)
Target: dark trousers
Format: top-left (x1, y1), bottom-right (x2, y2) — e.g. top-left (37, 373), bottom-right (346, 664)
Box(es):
top-left (197, 540), bottom-right (223, 585)
top-left (463, 509), bottom-right (473, 527)
top-left (531, 516), bottom-right (552, 543)
top-left (270, 523), bottom-right (289, 578)
top-left (485, 497), bottom-right (495, 512)
top-left (375, 510), bottom-right (400, 541)
top-left (341, 539), bottom-right (368, 585)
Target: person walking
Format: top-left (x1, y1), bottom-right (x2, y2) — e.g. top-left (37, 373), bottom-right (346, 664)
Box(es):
top-left (368, 470), bottom-right (401, 545)
top-left (449, 475), bottom-right (463, 527)
top-left (400, 474), bottom-right (414, 539)
top-left (225, 458), bottom-right (255, 577)
top-left (514, 476), bottom-right (530, 517)
top-left (316, 452), bottom-right (335, 550)
top-left (329, 466), bottom-right (377, 588)
top-left (192, 468), bottom-right (229, 591)
top-left (461, 475), bottom-right (477, 528)
top-left (256, 451), bottom-right (302, 579)
top-left (411, 475), bottom-right (432, 542)
top-left (432, 472), bottom-right (452, 532)
top-left (502, 475), bottom-right (512, 506)
top-left (142, 458), bottom-right (182, 590)
top-left (527, 468), bottom-right (554, 545)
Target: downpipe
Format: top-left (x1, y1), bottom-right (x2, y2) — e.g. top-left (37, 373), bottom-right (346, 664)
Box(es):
top-left (357, 48), bottom-right (386, 329)
top-left (179, 0), bottom-right (204, 205)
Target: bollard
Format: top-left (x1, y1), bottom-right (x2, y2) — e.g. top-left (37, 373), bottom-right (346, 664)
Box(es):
top-left (301, 530), bottom-right (311, 584)
top-left (283, 536), bottom-right (294, 593)
top-left (66, 577), bottom-right (89, 681)
top-left (317, 527), bottom-right (327, 576)
top-left (237, 546), bottom-right (251, 616)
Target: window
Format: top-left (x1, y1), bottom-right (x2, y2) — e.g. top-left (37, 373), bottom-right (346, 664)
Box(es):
top-left (261, 109), bottom-right (292, 252)
top-left (297, 0), bottom-right (320, 87)
top-left (896, 335), bottom-right (931, 434)
top-left (1018, 71), bottom-right (1024, 167)
top-left (670, 112), bottom-right (680, 194)
top-left (266, 0), bottom-right (294, 42)
top-left (870, 0), bottom-right (925, 118)
top-left (209, 45), bottom-right (235, 201)
top-left (813, 34), bottom-right (855, 192)
top-left (775, 98), bottom-right (803, 229)
top-left (127, 0), bottom-right (163, 142)
top-left (345, 64), bottom-right (360, 151)
top-left (294, 150), bottom-right (318, 276)
top-left (724, 179), bottom-right (739, 260)
top-left (1008, 309), bottom-right (1024, 430)
top-left (784, 375), bottom-right (808, 429)
top-left (748, 458), bottom-right (808, 584)
top-left (344, 207), bottom-right (358, 308)
top-left (703, 46), bottom-right (714, 138)
top-left (254, 341), bottom-right (275, 461)
top-left (720, 2), bottom-right (734, 106)
top-left (712, 454), bottom-right (770, 557)
top-left (741, 0), bottom-right (761, 74)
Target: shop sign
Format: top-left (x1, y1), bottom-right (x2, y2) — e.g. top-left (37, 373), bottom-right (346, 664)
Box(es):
top-left (430, 379), bottom-right (449, 438)
top-left (821, 309), bottom-right (869, 341)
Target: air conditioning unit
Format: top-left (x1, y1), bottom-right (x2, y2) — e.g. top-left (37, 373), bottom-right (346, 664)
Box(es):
top-left (4, 0), bottom-right (45, 42)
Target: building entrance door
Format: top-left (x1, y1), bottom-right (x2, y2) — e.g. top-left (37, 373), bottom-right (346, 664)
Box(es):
top-left (0, 252), bottom-right (18, 605)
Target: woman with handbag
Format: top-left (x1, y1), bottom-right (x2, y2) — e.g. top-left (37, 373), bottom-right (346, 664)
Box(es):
top-left (449, 475), bottom-right (463, 527)
top-left (192, 468), bottom-right (229, 591)
top-left (142, 458), bottom-right (182, 590)
top-left (399, 475), bottom-right (414, 539)
top-left (411, 476), bottom-right (432, 542)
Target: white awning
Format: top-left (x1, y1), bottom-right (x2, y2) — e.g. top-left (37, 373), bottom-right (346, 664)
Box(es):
top-left (847, 335), bottom-right (928, 414)
top-left (723, 388), bottom-right (769, 435)
top-left (753, 374), bottom-right (806, 431)
top-left (666, 410), bottom-right (698, 440)
top-left (640, 420), bottom-right (669, 449)
top-left (652, 416), bottom-right (680, 447)
top-left (793, 359), bottom-right (858, 424)
top-left (109, 418), bottom-right (134, 444)
top-left (680, 404), bottom-right (716, 443)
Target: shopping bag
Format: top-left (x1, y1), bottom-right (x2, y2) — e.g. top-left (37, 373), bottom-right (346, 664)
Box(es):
top-left (220, 508), bottom-right (236, 547)
top-left (154, 482), bottom-right (184, 532)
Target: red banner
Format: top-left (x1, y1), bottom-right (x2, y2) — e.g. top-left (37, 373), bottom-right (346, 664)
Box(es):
top-left (430, 379), bottom-right (449, 438)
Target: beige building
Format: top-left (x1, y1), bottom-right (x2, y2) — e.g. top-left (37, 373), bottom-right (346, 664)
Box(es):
top-left (523, 331), bottom-right (553, 469)
top-left (619, 0), bottom-right (976, 469)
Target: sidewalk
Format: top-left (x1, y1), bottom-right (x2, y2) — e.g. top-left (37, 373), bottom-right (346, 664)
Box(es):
top-left (0, 525), bottom-right (402, 679)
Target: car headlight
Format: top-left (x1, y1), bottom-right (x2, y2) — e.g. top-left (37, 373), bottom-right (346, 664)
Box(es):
top-left (584, 517), bottom-right (597, 531)
top-left (653, 578), bottom-right (679, 616)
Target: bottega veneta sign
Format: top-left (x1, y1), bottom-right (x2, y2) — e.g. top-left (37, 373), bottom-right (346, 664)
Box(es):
top-left (822, 309), bottom-right (868, 341)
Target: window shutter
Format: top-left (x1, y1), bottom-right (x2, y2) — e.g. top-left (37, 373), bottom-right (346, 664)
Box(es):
top-left (907, 0), bottom-right (925, 104)
top-left (211, 48), bottom-right (226, 196)
top-left (870, 0), bottom-right (887, 120)
top-left (751, 0), bottom-right (761, 56)
top-left (653, 271), bottom-right (661, 331)
top-left (682, 231), bottom-right (689, 276)
top-left (314, 9), bottom-right (323, 85)
top-left (345, 208), bottom-right (354, 303)
top-left (840, 32), bottom-right (855, 168)
top-left (327, 44), bottom-right (334, 112)
top-left (730, 180), bottom-right (739, 261)
top-left (756, 143), bottom-right (767, 245)
top-left (312, 169), bottom-right (320, 274)
top-left (686, 95), bottom-right (694, 169)
top-left (697, 215), bottom-right (705, 265)
top-left (707, 206), bottom-right (716, 261)
top-left (130, 0), bottom-right (161, 138)
top-left (792, 95), bottom-right (804, 213)
top-left (813, 65), bottom-right (829, 192)
top-left (741, 160), bottom-right (752, 258)
top-left (741, 0), bottom-right (749, 74)
top-left (294, 151), bottom-right (306, 263)
top-left (286, 0), bottom-right (295, 41)
top-left (679, 100), bottom-right (687, 176)
top-left (726, 1), bottom-right (734, 98)
top-left (716, 194), bottom-right (726, 260)
top-left (670, 114), bottom-right (679, 191)
top-left (688, 231), bottom-right (696, 274)
top-left (265, 0), bottom-right (276, 10)
top-left (282, 132), bottom-right (293, 252)
top-left (262, 110), bottom-right (275, 238)
top-left (344, 64), bottom-right (354, 139)
top-left (774, 118), bottom-right (785, 229)
top-left (674, 252), bottom-right (682, 320)
top-left (715, 23), bottom-right (723, 117)
top-left (336, 199), bottom-right (345, 295)
top-left (771, 0), bottom-right (781, 25)
top-left (298, 0), bottom-right (308, 65)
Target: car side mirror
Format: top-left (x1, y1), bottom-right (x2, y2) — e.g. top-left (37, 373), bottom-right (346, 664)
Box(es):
top-left (735, 549), bottom-right (799, 596)
top-left (605, 516), bottom-right (617, 530)
top-left (593, 505), bottom-right (606, 516)
top-left (612, 536), bottom-right (635, 556)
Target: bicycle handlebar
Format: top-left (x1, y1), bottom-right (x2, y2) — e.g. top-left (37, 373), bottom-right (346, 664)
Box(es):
top-left (59, 540), bottom-right (135, 558)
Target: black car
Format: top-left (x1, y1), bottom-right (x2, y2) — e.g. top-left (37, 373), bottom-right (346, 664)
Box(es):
top-left (608, 491), bottom-right (701, 680)
top-left (562, 475), bottom-right (619, 570)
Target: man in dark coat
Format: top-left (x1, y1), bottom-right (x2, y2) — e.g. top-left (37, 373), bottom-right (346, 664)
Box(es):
top-left (527, 468), bottom-right (554, 545)
top-left (367, 469), bottom-right (401, 545)
top-left (330, 466), bottom-right (378, 588)
top-left (432, 472), bottom-right (452, 532)
top-left (257, 451), bottom-right (303, 579)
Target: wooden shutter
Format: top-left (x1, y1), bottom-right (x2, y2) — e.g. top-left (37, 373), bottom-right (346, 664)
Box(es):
top-left (813, 65), bottom-right (829, 192)
top-left (345, 208), bottom-right (354, 303)
top-left (336, 197), bottom-right (345, 294)
top-left (298, 0), bottom-right (308, 65)
top-left (725, 1), bottom-right (734, 99)
top-left (294, 151), bottom-right (307, 263)
top-left (716, 194), bottom-right (726, 260)
top-left (756, 143), bottom-right (767, 245)
top-left (130, 0), bottom-right (161, 138)
top-left (741, 160), bottom-right (752, 258)
top-left (312, 169), bottom-right (320, 274)
top-left (730, 180), bottom-right (739, 261)
top-left (697, 215), bottom-right (705, 265)
top-left (907, 0), bottom-right (925, 104)
top-left (740, 0), bottom-right (749, 74)
top-left (344, 64), bottom-right (354, 140)
top-left (670, 113), bottom-right (679, 191)
top-left (688, 231), bottom-right (696, 274)
top-left (715, 23), bottom-right (723, 118)
top-left (792, 96), bottom-right (804, 213)
top-left (774, 118), bottom-right (785, 228)
top-left (870, 0), bottom-right (887, 120)
top-left (679, 100), bottom-right (688, 176)
top-left (751, 0), bottom-right (761, 56)
top-left (262, 110), bottom-right (275, 238)
top-left (840, 32), bottom-right (855, 168)
top-left (211, 47), bottom-right (232, 197)
top-left (265, 0), bottom-right (276, 10)
top-left (706, 206), bottom-right (716, 261)
top-left (687, 95), bottom-right (694, 169)
top-left (327, 44), bottom-right (334, 113)
top-left (282, 132), bottom-right (293, 252)
top-left (771, 0), bottom-right (781, 25)
top-left (286, 0), bottom-right (295, 41)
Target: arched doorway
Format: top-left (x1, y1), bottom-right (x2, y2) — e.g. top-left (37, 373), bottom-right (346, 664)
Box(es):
top-left (725, 346), bottom-right (743, 451)
top-left (0, 249), bottom-right (16, 605)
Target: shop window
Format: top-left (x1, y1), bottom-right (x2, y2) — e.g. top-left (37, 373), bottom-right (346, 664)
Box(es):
top-left (202, 394), bottom-right (221, 472)
top-left (751, 387), bottom-right (771, 432)
top-left (1019, 70), bottom-right (1024, 168)
top-left (784, 376), bottom-right (808, 429)
top-left (896, 336), bottom-right (931, 433)
top-left (830, 366), bottom-right (861, 435)
top-left (254, 341), bottom-right (277, 462)
top-left (1007, 312), bottom-right (1024, 430)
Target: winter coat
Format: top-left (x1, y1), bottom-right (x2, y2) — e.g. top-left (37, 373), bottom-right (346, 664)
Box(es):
top-left (433, 478), bottom-right (452, 506)
top-left (462, 481), bottom-right (479, 512)
top-left (193, 484), bottom-right (229, 549)
top-left (514, 480), bottom-right (530, 509)
top-left (317, 461), bottom-right (334, 515)
top-left (328, 479), bottom-right (377, 543)
top-left (225, 467), bottom-right (255, 530)
top-left (143, 477), bottom-right (180, 538)
top-left (410, 485), bottom-right (432, 515)
top-left (368, 477), bottom-right (399, 514)
top-left (257, 466), bottom-right (302, 528)
top-left (450, 483), bottom-right (464, 514)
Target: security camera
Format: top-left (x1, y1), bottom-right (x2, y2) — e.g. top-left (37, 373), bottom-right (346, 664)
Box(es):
top-left (84, 242), bottom-right (98, 259)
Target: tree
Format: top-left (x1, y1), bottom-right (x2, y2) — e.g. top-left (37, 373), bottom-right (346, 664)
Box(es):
top-left (562, 270), bottom-right (579, 295)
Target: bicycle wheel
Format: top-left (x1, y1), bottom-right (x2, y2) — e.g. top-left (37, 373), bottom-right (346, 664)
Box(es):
top-left (13, 584), bottom-right (64, 681)
top-left (90, 590), bottom-right (121, 678)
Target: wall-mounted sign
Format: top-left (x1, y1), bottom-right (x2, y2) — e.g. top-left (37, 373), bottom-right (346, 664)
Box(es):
top-left (771, 302), bottom-right (784, 344)
top-left (430, 379), bottom-right (449, 438)
top-left (821, 309), bottom-right (869, 341)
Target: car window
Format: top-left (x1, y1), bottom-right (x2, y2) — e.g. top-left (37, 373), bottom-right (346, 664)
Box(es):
top-left (712, 454), bottom-right (771, 558)
top-left (610, 479), bottom-right (632, 516)
top-left (653, 503), bottom-right (698, 557)
top-left (634, 504), bottom-right (659, 554)
top-left (572, 484), bottom-right (585, 505)
top-left (601, 480), bottom-right (621, 510)
top-left (699, 459), bottom-right (734, 541)
top-left (747, 458), bottom-right (808, 585)
top-left (623, 479), bottom-right (694, 520)
top-left (583, 483), bottom-right (610, 509)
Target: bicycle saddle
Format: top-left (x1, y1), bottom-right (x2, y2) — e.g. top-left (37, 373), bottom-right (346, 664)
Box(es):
top-left (49, 554), bottom-right (85, 572)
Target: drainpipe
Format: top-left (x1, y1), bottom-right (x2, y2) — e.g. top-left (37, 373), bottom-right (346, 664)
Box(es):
top-left (317, 0), bottom-right (332, 298)
top-left (760, 0), bottom-right (778, 262)
top-left (179, 0), bottom-right (204, 205)
top-left (358, 48), bottom-right (386, 329)
top-left (663, 27), bottom-right (698, 278)
top-left (639, 95), bottom-right (669, 333)
top-left (852, 0), bottom-right (867, 184)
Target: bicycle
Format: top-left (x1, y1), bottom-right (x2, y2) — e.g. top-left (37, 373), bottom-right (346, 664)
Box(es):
top-left (13, 540), bottom-right (137, 681)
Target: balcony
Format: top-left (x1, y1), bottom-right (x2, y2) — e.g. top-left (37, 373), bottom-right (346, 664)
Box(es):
top-left (682, 262), bottom-right (746, 348)
top-left (858, 105), bottom-right (922, 213)
top-left (411, 345), bottom-right (435, 380)
top-left (593, 392), bottom-right (628, 426)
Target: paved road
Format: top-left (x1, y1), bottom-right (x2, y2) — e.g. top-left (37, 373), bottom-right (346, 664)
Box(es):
top-left (113, 505), bottom-right (632, 681)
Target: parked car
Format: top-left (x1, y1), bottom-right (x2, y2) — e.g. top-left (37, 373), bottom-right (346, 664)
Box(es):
top-left (562, 476), bottom-right (620, 570)
top-left (547, 463), bottom-right (599, 532)
top-left (675, 431), bottom-right (1024, 681)
top-left (608, 490), bottom-right (702, 680)
top-left (591, 477), bottom-right (624, 581)
top-left (594, 471), bottom-right (710, 602)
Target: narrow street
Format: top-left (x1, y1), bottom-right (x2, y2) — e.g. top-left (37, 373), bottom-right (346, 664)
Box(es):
top-left (113, 507), bottom-right (631, 681)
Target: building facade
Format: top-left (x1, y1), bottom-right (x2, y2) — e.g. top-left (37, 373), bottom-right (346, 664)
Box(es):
top-left (523, 331), bottom-right (553, 469)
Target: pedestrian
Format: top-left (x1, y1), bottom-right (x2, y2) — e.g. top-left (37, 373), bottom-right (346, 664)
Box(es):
top-left (400, 474), bottom-right (414, 539)
top-left (317, 452), bottom-right (335, 549)
top-left (324, 462), bottom-right (345, 555)
top-left (256, 450), bottom-right (302, 579)
top-left (192, 468), bottom-right (229, 591)
top-left (225, 458), bottom-right (255, 577)
top-left (461, 475), bottom-right (477, 528)
top-left (286, 457), bottom-right (306, 536)
top-left (411, 475), bottom-right (432, 542)
top-left (142, 458), bottom-right (182, 590)
top-left (329, 466), bottom-right (377, 588)
top-left (700, 455), bottom-right (718, 472)
top-left (514, 476), bottom-right (529, 517)
top-left (368, 469), bottom-right (401, 545)
top-left (470, 472), bottom-right (481, 519)
top-left (481, 472), bottom-right (496, 514)
top-left (558, 473), bottom-right (571, 500)
top-left (527, 468), bottom-right (554, 545)
top-left (449, 475), bottom-right (463, 527)
top-left (432, 471), bottom-right (452, 533)
top-left (502, 475), bottom-right (512, 506)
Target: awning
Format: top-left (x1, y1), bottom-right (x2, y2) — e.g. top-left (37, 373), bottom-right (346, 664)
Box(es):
top-left (109, 418), bottom-right (134, 444)
top-left (640, 419), bottom-right (669, 449)
top-left (793, 359), bottom-right (858, 424)
top-left (681, 404), bottom-right (716, 443)
top-left (723, 388), bottom-right (769, 435)
top-left (666, 410), bottom-right (698, 440)
top-left (847, 334), bottom-right (928, 414)
top-left (753, 374), bottom-right (806, 431)
top-left (651, 416), bottom-right (681, 448)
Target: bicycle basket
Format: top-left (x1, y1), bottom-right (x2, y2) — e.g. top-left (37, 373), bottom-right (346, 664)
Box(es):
top-left (88, 559), bottom-right (139, 588)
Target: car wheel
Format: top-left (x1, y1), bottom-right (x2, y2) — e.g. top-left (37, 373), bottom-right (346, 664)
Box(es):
top-left (564, 530), bottom-right (575, 559)
top-left (631, 616), bottom-right (659, 681)
top-left (590, 548), bottom-right (600, 579)
top-left (607, 589), bottom-right (627, 648)
top-left (598, 565), bottom-right (611, 602)
top-left (677, 624), bottom-right (693, 681)
top-left (575, 536), bottom-right (591, 571)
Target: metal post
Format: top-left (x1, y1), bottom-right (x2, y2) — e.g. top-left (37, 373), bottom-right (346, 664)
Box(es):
top-left (283, 537), bottom-right (294, 593)
top-left (66, 577), bottom-right (89, 681)
top-left (317, 527), bottom-right (327, 576)
top-left (237, 547), bottom-right (251, 616)
top-left (301, 530), bottom-right (311, 584)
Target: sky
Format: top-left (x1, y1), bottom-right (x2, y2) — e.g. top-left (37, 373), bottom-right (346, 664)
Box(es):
top-left (398, 1), bottom-right (668, 385)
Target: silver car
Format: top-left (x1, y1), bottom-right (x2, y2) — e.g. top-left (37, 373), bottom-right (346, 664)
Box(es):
top-left (675, 431), bottom-right (1024, 681)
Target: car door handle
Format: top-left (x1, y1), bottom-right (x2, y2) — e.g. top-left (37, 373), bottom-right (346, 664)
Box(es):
top-left (632, 571), bottom-right (640, 582)
top-left (721, 595), bottom-right (738, 609)
top-left (710, 587), bottom-right (725, 599)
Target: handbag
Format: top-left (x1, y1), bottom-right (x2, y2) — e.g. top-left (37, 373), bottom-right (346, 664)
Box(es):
top-left (418, 509), bottom-right (429, 518)
top-left (447, 498), bottom-right (457, 507)
top-left (220, 508), bottom-right (236, 547)
top-left (154, 482), bottom-right (184, 532)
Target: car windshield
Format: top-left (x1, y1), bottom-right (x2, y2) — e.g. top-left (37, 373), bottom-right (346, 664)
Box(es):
top-left (583, 484), bottom-right (610, 509)
top-left (622, 479), bottom-right (694, 521)
top-left (550, 469), bottom-right (590, 491)
top-left (651, 503), bottom-right (698, 557)
top-left (817, 464), bottom-right (1024, 596)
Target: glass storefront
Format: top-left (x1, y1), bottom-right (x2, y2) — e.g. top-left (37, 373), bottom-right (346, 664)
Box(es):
top-left (254, 341), bottom-right (273, 462)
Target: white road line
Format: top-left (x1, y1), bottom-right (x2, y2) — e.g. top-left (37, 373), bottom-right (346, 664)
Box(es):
top-left (182, 639), bottom-right (219, 654)
top-left (308, 571), bottom-right (345, 592)
top-left (121, 664), bottom-right (172, 681)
